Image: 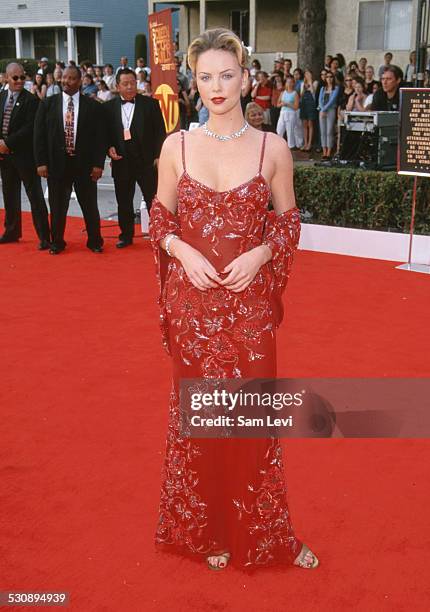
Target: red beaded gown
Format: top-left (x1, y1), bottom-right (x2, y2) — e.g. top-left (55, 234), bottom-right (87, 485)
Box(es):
top-left (149, 130), bottom-right (302, 571)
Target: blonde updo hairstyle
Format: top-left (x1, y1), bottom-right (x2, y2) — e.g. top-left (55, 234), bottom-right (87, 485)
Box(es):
top-left (187, 28), bottom-right (249, 76)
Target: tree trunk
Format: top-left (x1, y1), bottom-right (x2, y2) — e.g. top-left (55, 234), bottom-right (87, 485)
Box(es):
top-left (297, 0), bottom-right (326, 78)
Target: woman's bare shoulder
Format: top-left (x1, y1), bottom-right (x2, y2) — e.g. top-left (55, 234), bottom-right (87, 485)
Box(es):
top-left (161, 128), bottom-right (205, 156)
top-left (161, 130), bottom-right (182, 155)
top-left (182, 126), bottom-right (205, 141)
top-left (263, 132), bottom-right (293, 180)
top-left (159, 131), bottom-right (184, 175)
top-left (265, 131), bottom-right (290, 155)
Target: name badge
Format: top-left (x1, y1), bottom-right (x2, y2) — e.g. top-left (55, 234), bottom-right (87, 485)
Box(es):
top-left (124, 128), bottom-right (131, 141)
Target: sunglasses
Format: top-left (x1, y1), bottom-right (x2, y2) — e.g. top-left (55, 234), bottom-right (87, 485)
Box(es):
top-left (12, 75), bottom-right (26, 81)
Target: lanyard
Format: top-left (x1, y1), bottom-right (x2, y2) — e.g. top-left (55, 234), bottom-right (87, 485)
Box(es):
top-left (122, 104), bottom-right (134, 129)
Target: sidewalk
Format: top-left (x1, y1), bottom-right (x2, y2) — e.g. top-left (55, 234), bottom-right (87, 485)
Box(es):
top-left (0, 153), bottom-right (318, 219)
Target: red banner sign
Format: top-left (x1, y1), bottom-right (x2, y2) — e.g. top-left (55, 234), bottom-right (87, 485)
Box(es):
top-left (148, 8), bottom-right (179, 134)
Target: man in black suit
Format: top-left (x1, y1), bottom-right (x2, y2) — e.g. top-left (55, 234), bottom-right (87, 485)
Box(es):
top-left (34, 66), bottom-right (105, 254)
top-left (0, 62), bottom-right (50, 248)
top-left (103, 68), bottom-right (166, 248)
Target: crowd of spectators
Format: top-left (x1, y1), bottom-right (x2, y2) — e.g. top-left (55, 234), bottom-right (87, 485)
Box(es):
top-left (1, 48), bottom-right (428, 161)
top-left (164, 47), bottom-right (429, 159)
top-left (0, 55), bottom-right (153, 105)
top-left (238, 50), bottom-right (430, 160)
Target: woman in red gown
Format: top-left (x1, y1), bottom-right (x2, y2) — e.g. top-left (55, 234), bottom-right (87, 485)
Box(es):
top-left (149, 28), bottom-right (319, 572)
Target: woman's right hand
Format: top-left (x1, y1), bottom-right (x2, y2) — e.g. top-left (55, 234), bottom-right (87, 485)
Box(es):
top-left (170, 240), bottom-right (222, 290)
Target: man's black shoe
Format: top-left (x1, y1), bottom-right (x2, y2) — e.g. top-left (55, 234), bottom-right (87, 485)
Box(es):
top-left (90, 246), bottom-right (103, 253)
top-left (0, 235), bottom-right (19, 244)
top-left (116, 240), bottom-right (133, 249)
top-left (49, 246), bottom-right (64, 255)
top-left (38, 240), bottom-right (51, 251)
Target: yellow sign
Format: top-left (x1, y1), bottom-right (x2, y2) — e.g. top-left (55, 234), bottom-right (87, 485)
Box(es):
top-left (154, 83), bottom-right (179, 133)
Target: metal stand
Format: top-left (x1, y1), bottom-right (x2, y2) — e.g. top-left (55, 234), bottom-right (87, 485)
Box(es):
top-left (396, 2), bottom-right (430, 273)
top-left (396, 176), bottom-right (430, 274)
top-left (397, 263), bottom-right (430, 274)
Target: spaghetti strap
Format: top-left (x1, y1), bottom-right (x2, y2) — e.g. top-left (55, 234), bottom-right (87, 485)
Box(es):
top-left (258, 132), bottom-right (267, 174)
top-left (180, 129), bottom-right (187, 172)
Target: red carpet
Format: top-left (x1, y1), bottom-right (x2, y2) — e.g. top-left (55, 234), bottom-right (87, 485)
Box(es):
top-left (1, 212), bottom-right (430, 612)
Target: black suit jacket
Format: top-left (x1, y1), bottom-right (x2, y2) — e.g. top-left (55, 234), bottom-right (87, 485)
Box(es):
top-left (103, 94), bottom-right (166, 179)
top-left (34, 93), bottom-right (106, 178)
top-left (0, 88), bottom-right (40, 166)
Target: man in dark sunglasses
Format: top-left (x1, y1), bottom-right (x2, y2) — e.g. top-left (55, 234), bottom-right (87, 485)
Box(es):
top-left (0, 62), bottom-right (50, 248)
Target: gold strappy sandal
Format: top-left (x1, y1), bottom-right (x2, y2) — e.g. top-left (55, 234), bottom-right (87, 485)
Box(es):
top-left (206, 551), bottom-right (231, 571)
top-left (293, 543), bottom-right (319, 569)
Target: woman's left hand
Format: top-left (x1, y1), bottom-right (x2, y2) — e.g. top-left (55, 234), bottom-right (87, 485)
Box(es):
top-left (218, 245), bottom-right (271, 292)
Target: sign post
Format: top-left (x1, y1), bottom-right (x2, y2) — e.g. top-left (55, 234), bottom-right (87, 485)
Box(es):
top-left (396, 87), bottom-right (430, 274)
top-left (148, 8), bottom-right (180, 135)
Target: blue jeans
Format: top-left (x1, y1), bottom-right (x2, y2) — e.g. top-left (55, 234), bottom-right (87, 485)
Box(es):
top-left (319, 108), bottom-right (337, 149)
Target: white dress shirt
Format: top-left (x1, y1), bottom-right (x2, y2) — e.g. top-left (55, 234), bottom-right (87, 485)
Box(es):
top-left (62, 91), bottom-right (80, 146)
top-left (120, 96), bottom-right (135, 130)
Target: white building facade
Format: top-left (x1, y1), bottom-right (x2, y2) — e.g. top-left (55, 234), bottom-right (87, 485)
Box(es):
top-left (148, 0), bottom-right (420, 73)
top-left (0, 0), bottom-right (148, 66)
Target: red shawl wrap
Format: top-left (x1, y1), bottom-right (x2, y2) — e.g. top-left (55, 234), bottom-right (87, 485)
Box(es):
top-left (149, 197), bottom-right (301, 356)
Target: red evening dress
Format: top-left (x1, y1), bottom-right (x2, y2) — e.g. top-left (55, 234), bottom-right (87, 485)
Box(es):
top-left (149, 130), bottom-right (302, 571)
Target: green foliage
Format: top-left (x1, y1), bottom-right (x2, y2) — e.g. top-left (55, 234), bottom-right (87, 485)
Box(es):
top-left (134, 33), bottom-right (147, 65)
top-left (294, 167), bottom-right (430, 235)
top-left (0, 58), bottom-right (55, 76)
top-left (0, 58), bottom-right (38, 76)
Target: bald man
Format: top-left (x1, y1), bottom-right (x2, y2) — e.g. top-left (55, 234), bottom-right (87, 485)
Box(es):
top-left (0, 62), bottom-right (50, 247)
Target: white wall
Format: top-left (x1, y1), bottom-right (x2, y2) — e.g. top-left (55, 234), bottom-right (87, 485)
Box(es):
top-left (300, 223), bottom-right (430, 265)
top-left (325, 0), bottom-right (417, 73)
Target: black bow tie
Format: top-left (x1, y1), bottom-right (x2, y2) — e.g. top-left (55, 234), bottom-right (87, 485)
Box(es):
top-left (121, 98), bottom-right (135, 104)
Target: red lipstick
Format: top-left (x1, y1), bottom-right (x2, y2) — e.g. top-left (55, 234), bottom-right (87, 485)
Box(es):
top-left (211, 97), bottom-right (226, 104)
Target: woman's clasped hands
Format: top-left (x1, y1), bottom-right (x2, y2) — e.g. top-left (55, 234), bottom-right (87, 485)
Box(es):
top-left (170, 240), bottom-right (272, 293)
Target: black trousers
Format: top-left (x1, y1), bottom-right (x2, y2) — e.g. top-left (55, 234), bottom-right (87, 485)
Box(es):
top-left (0, 156), bottom-right (50, 242)
top-left (113, 161), bottom-right (157, 243)
top-left (270, 106), bottom-right (281, 130)
top-left (47, 156), bottom-right (103, 250)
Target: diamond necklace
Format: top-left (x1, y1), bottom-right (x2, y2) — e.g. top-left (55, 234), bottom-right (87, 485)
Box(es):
top-left (202, 120), bottom-right (250, 141)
